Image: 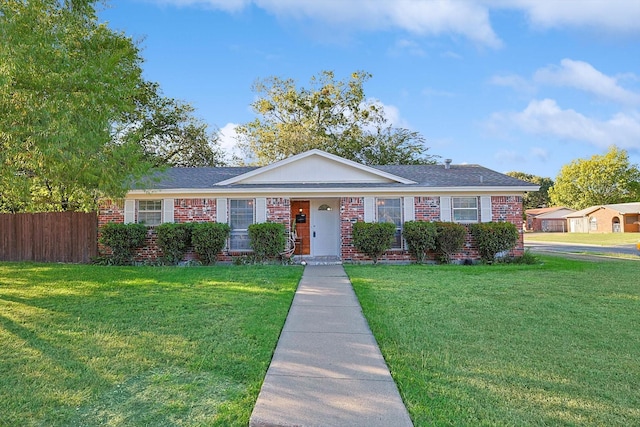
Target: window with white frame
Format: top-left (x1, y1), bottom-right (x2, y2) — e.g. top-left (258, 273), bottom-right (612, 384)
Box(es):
top-left (138, 200), bottom-right (162, 226)
top-left (377, 198), bottom-right (402, 249)
top-left (229, 199), bottom-right (254, 251)
top-left (590, 216), bottom-right (597, 231)
top-left (452, 197), bottom-right (478, 222)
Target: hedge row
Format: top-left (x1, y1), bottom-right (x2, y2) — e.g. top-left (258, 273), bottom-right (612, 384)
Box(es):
top-left (99, 222), bottom-right (230, 265)
top-left (101, 220), bottom-right (519, 266)
top-left (352, 220), bottom-right (519, 264)
top-left (99, 222), bottom-right (290, 266)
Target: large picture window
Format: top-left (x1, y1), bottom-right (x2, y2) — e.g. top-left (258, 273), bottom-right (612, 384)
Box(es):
top-left (138, 200), bottom-right (162, 226)
top-left (230, 199), bottom-right (254, 251)
top-left (377, 198), bottom-right (402, 249)
top-left (452, 197), bottom-right (478, 222)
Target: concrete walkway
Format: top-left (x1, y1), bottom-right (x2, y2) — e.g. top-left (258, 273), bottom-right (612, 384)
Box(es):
top-left (250, 265), bottom-right (413, 427)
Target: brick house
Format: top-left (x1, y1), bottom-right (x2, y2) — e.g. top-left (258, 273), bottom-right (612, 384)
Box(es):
top-left (98, 149), bottom-right (538, 263)
top-left (564, 202), bottom-right (640, 233)
top-left (525, 206), bottom-right (575, 232)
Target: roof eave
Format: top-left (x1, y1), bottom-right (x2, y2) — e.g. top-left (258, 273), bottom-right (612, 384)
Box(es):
top-left (126, 185), bottom-right (538, 197)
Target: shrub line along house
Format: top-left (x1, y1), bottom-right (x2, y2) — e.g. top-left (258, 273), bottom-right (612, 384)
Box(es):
top-left (98, 149), bottom-right (539, 263)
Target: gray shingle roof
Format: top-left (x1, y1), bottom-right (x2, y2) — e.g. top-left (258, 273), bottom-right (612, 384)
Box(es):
top-left (135, 163), bottom-right (534, 190)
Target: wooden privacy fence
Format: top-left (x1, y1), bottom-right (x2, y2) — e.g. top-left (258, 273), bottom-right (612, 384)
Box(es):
top-left (0, 212), bottom-right (98, 263)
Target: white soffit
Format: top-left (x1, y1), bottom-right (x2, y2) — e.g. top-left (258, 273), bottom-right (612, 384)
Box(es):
top-left (215, 149), bottom-right (416, 185)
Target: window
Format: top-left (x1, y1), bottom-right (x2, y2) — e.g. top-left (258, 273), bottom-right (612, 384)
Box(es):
top-left (138, 200), bottom-right (162, 226)
top-left (452, 197), bottom-right (478, 222)
top-left (377, 198), bottom-right (402, 249)
top-left (590, 217), bottom-right (597, 231)
top-left (230, 199), bottom-right (254, 251)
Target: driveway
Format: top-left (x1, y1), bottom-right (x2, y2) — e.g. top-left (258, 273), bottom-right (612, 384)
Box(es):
top-left (525, 240), bottom-right (640, 259)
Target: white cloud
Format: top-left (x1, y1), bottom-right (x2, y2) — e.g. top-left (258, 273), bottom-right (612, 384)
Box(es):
top-left (503, 0), bottom-right (640, 34)
top-left (153, 0), bottom-right (640, 47)
top-left (152, 0), bottom-right (502, 47)
top-left (534, 59), bottom-right (640, 105)
top-left (488, 98), bottom-right (640, 150)
top-left (218, 123), bottom-right (244, 162)
top-left (365, 99), bottom-right (410, 128)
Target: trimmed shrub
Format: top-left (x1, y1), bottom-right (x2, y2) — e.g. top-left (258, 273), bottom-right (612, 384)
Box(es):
top-left (155, 222), bottom-right (192, 265)
top-left (191, 222), bottom-right (230, 265)
top-left (99, 222), bottom-right (147, 265)
top-left (435, 221), bottom-right (467, 264)
top-left (248, 222), bottom-right (286, 262)
top-left (352, 221), bottom-right (396, 264)
top-left (402, 221), bottom-right (437, 264)
top-left (469, 221), bottom-right (519, 263)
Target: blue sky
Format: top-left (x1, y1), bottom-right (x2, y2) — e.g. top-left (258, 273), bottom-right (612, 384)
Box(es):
top-left (100, 0), bottom-right (640, 178)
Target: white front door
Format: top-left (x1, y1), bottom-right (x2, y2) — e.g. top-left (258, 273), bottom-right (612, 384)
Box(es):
top-left (311, 199), bottom-right (339, 256)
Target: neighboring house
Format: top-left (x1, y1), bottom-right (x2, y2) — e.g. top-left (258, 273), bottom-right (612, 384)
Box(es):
top-left (564, 202), bottom-right (640, 233)
top-left (525, 206), bottom-right (575, 232)
top-left (98, 149), bottom-right (539, 263)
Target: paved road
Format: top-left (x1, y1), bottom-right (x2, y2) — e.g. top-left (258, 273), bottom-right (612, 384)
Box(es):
top-left (525, 241), bottom-right (640, 258)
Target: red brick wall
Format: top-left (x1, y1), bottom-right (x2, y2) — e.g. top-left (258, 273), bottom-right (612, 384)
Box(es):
top-left (415, 196), bottom-right (440, 221)
top-left (267, 198), bottom-right (291, 231)
top-left (491, 196), bottom-right (524, 257)
top-left (98, 200), bottom-right (125, 227)
top-left (98, 194), bottom-right (526, 263)
top-left (174, 198), bottom-right (216, 223)
top-left (340, 197), bottom-right (363, 261)
top-left (97, 200), bottom-right (124, 257)
top-left (340, 195), bottom-right (525, 263)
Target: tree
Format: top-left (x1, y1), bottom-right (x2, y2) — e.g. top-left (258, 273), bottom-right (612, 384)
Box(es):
top-left (505, 172), bottom-right (554, 210)
top-left (236, 70), bottom-right (437, 165)
top-left (548, 146), bottom-right (640, 210)
top-left (115, 82), bottom-right (226, 168)
top-left (0, 1), bottom-right (221, 213)
top-left (0, 0), bottom-right (154, 211)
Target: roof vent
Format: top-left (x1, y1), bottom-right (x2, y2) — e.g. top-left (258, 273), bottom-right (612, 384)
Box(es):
top-left (444, 159), bottom-right (452, 170)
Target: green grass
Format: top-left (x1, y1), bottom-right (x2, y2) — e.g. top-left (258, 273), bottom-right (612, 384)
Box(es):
top-left (346, 257), bottom-right (640, 426)
top-left (0, 263), bottom-right (303, 426)
top-left (525, 232), bottom-right (640, 245)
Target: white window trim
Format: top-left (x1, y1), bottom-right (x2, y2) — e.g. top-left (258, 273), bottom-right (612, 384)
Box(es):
top-left (451, 196), bottom-right (479, 223)
top-left (137, 200), bottom-right (163, 226)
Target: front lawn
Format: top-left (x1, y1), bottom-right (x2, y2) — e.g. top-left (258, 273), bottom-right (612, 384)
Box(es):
top-left (0, 263), bottom-right (302, 426)
top-left (346, 257), bottom-right (640, 426)
top-left (525, 232), bottom-right (639, 245)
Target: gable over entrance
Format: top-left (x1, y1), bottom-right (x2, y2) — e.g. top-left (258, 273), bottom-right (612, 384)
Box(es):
top-left (216, 149), bottom-right (415, 185)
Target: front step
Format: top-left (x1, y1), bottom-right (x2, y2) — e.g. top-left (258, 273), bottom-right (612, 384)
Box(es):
top-left (294, 256), bottom-right (342, 265)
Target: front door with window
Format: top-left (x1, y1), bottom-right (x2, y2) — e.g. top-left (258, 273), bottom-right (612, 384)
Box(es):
top-left (311, 199), bottom-right (339, 257)
top-left (291, 201), bottom-right (310, 255)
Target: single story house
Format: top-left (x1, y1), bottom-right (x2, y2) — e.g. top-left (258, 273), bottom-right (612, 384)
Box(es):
top-left (525, 206), bottom-right (575, 232)
top-left (564, 202), bottom-right (640, 233)
top-left (98, 149), bottom-right (539, 263)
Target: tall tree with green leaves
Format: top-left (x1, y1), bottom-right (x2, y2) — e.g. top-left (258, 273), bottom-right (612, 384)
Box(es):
top-left (548, 146), bottom-right (640, 210)
top-left (0, 0), bottom-right (152, 211)
top-left (505, 172), bottom-right (554, 210)
top-left (0, 0), bottom-right (223, 213)
top-left (115, 82), bottom-right (226, 168)
top-left (236, 70), bottom-right (437, 165)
